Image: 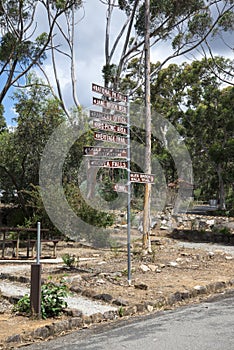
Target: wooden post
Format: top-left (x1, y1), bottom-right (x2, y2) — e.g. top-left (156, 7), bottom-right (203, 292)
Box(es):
top-left (30, 264), bottom-right (41, 318)
top-left (30, 222), bottom-right (41, 318)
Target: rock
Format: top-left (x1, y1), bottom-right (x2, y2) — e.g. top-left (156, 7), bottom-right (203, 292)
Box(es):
top-left (63, 274), bottom-right (82, 284)
top-left (134, 282), bottom-right (148, 290)
top-left (6, 334), bottom-right (21, 343)
top-left (225, 256), bottom-right (233, 260)
top-left (111, 271), bottom-right (122, 278)
top-left (146, 304), bottom-right (154, 312)
top-left (193, 285), bottom-right (207, 294)
top-left (33, 326), bottom-right (51, 339)
top-left (124, 306), bottom-right (137, 316)
top-left (112, 298), bottom-right (129, 306)
top-left (96, 279), bottom-right (106, 285)
top-left (136, 303), bottom-right (145, 312)
top-left (176, 258), bottom-right (183, 262)
top-left (180, 252), bottom-right (189, 256)
top-left (93, 293), bottom-right (113, 302)
top-left (64, 308), bottom-right (83, 317)
top-left (168, 261), bottom-right (178, 267)
top-left (148, 264), bottom-right (158, 272)
top-left (140, 264), bottom-right (150, 272)
top-left (208, 252), bottom-right (215, 258)
top-left (91, 312), bottom-right (103, 323)
top-left (103, 310), bottom-right (117, 320)
top-left (70, 285), bottom-right (83, 294)
top-left (159, 263), bottom-right (166, 268)
top-left (156, 269), bottom-right (162, 273)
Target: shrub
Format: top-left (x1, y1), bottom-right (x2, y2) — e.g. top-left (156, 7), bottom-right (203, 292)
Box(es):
top-left (62, 253), bottom-right (79, 268)
top-left (13, 280), bottom-right (68, 319)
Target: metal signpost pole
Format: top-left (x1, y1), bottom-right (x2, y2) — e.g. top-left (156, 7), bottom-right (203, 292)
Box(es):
top-left (127, 96), bottom-right (131, 285)
top-left (36, 221), bottom-right (41, 265)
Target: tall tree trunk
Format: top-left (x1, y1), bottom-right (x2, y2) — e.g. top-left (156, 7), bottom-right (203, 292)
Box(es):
top-left (142, 0), bottom-right (152, 254)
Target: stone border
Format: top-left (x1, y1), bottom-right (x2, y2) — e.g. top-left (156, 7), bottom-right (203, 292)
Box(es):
top-left (2, 278), bottom-right (234, 349)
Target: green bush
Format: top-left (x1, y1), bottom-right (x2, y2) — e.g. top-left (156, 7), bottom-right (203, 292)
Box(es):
top-left (13, 280), bottom-right (68, 319)
top-left (62, 253), bottom-right (78, 268)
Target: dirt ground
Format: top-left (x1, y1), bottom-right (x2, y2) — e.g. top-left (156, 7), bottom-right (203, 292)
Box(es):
top-left (0, 228), bottom-right (234, 348)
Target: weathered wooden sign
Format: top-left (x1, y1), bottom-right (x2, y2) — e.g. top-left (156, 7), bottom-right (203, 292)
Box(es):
top-left (92, 83), bottom-right (128, 103)
top-left (94, 132), bottom-right (128, 145)
top-left (93, 120), bottom-right (127, 135)
top-left (90, 110), bottom-right (127, 125)
top-left (130, 172), bottom-right (155, 183)
top-left (89, 160), bottom-right (127, 169)
top-left (83, 146), bottom-right (127, 158)
top-left (93, 97), bottom-right (128, 114)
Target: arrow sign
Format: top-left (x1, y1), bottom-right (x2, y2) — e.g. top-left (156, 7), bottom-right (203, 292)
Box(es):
top-left (94, 132), bottom-right (128, 145)
top-left (90, 160), bottom-right (128, 169)
top-left (113, 184), bottom-right (129, 193)
top-left (93, 120), bottom-right (127, 135)
top-left (92, 83), bottom-right (128, 103)
top-left (84, 146), bottom-right (127, 158)
top-left (93, 97), bottom-right (128, 115)
top-left (130, 172), bottom-right (155, 183)
top-left (90, 110), bottom-right (127, 125)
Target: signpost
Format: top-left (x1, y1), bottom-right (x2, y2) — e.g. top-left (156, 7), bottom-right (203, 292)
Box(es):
top-left (90, 160), bottom-right (127, 169)
top-left (90, 110), bottom-right (127, 125)
top-left (130, 172), bottom-right (155, 184)
top-left (83, 146), bottom-right (127, 158)
top-left (93, 120), bottom-right (128, 135)
top-left (93, 97), bottom-right (128, 114)
top-left (85, 83), bottom-right (157, 285)
top-left (92, 83), bottom-right (128, 103)
top-left (94, 132), bottom-right (128, 145)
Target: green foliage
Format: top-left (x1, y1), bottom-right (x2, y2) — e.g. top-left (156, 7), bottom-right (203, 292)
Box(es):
top-left (118, 306), bottom-right (124, 317)
top-left (62, 253), bottom-right (79, 268)
top-left (13, 294), bottom-right (30, 315)
top-left (65, 183), bottom-right (115, 229)
top-left (102, 64), bottom-right (117, 86)
top-left (40, 281), bottom-right (68, 319)
top-left (13, 280), bottom-right (68, 319)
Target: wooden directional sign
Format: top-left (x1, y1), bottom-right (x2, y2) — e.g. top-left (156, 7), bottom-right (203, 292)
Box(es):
top-left (92, 83), bottom-right (128, 103)
top-left (89, 160), bottom-right (127, 169)
top-left (130, 172), bottom-right (155, 184)
top-left (93, 97), bottom-right (128, 115)
top-left (90, 110), bottom-right (127, 125)
top-left (83, 146), bottom-right (127, 158)
top-left (94, 132), bottom-right (128, 145)
top-left (113, 184), bottom-right (129, 193)
top-left (93, 120), bottom-right (127, 135)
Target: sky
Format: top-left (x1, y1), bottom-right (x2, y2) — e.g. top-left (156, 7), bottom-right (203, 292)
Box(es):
top-left (2, 0), bottom-right (233, 126)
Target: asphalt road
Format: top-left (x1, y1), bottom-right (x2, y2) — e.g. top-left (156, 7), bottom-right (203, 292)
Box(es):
top-left (21, 290), bottom-right (234, 350)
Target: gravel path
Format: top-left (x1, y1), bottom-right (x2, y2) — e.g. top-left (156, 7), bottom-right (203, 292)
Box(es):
top-left (176, 241), bottom-right (234, 255)
top-left (0, 280), bottom-right (116, 316)
top-left (0, 240), bottom-right (233, 317)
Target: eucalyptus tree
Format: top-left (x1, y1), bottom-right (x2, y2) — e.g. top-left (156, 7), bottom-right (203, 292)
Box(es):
top-left (101, 0), bottom-right (234, 91)
top-left (0, 74), bottom-right (66, 215)
top-left (151, 57), bottom-right (234, 211)
top-left (0, 0), bottom-right (82, 114)
top-left (99, 0), bottom-right (234, 252)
